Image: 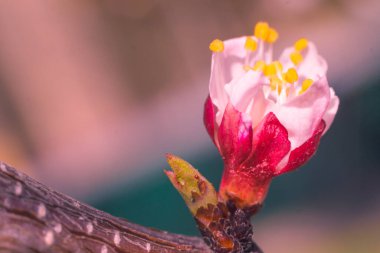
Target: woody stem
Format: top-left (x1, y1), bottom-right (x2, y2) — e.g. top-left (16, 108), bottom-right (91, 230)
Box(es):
top-left (195, 201), bottom-right (263, 253)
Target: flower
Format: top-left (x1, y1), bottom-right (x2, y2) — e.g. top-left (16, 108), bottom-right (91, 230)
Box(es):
top-left (204, 22), bottom-right (339, 208)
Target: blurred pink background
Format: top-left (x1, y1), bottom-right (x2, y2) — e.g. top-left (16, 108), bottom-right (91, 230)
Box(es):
top-left (0, 1), bottom-right (379, 252)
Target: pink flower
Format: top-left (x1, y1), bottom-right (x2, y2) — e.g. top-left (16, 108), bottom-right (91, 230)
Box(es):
top-left (204, 22), bottom-right (339, 208)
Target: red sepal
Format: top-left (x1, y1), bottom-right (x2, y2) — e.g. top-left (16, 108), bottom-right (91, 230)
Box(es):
top-left (241, 112), bottom-right (291, 179)
top-left (203, 96), bottom-right (217, 145)
top-left (217, 103), bottom-right (253, 167)
top-left (219, 168), bottom-right (272, 209)
top-left (276, 120), bottom-right (326, 175)
top-left (219, 112), bottom-right (291, 208)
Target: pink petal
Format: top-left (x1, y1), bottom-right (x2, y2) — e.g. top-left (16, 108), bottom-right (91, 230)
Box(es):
top-left (203, 96), bottom-right (217, 145)
top-left (224, 69), bottom-right (263, 117)
top-left (209, 37), bottom-right (247, 122)
top-left (298, 42), bottom-right (328, 80)
top-left (323, 88), bottom-right (339, 133)
top-left (250, 88), bottom-right (270, 128)
top-left (241, 112), bottom-right (291, 179)
top-left (209, 52), bottom-right (229, 118)
top-left (279, 42), bottom-right (327, 80)
top-left (217, 103), bottom-right (253, 167)
top-left (278, 46), bottom-right (294, 71)
top-left (220, 36), bottom-right (250, 83)
top-left (276, 120), bottom-right (326, 175)
top-left (267, 76), bottom-right (331, 152)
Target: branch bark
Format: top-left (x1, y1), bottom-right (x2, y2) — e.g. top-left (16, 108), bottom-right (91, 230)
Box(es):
top-left (0, 162), bottom-right (211, 253)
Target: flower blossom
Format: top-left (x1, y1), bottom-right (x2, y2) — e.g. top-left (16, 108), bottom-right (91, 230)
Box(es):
top-left (204, 22), bottom-right (339, 208)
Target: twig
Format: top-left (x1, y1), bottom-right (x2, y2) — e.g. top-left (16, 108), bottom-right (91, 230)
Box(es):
top-left (0, 162), bottom-right (211, 253)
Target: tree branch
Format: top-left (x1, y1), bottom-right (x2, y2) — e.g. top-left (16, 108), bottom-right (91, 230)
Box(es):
top-left (0, 162), bottom-right (211, 253)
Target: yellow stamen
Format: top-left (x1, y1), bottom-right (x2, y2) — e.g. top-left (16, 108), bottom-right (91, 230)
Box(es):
top-left (254, 22), bottom-right (270, 41)
top-left (294, 38), bottom-right (308, 51)
top-left (270, 76), bottom-right (282, 91)
top-left (286, 87), bottom-right (290, 97)
top-left (243, 65), bottom-right (251, 72)
top-left (264, 63), bottom-right (277, 76)
top-left (272, 61), bottom-right (283, 72)
top-left (290, 51), bottom-right (303, 65)
top-left (253, 60), bottom-right (266, 71)
top-left (299, 78), bottom-right (313, 94)
top-left (245, 37), bottom-right (258, 51)
top-left (266, 28), bottom-right (279, 43)
top-left (209, 39), bottom-right (224, 52)
top-left (270, 81), bottom-right (276, 91)
top-left (277, 83), bottom-right (282, 95)
top-left (284, 68), bottom-right (299, 83)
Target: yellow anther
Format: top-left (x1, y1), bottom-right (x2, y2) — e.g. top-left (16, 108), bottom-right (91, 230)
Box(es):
top-left (254, 22), bottom-right (270, 41)
top-left (284, 68), bottom-right (299, 83)
top-left (245, 37), bottom-right (258, 51)
top-left (209, 39), bottom-right (224, 52)
top-left (266, 28), bottom-right (279, 43)
top-left (264, 63), bottom-right (277, 76)
top-left (294, 38), bottom-right (308, 51)
top-left (290, 51), bottom-right (303, 65)
top-left (253, 60), bottom-right (266, 71)
top-left (272, 61), bottom-right (283, 72)
top-left (299, 78), bottom-right (313, 94)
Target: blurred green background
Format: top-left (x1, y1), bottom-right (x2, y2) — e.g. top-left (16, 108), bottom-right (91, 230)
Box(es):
top-left (0, 1), bottom-right (379, 252)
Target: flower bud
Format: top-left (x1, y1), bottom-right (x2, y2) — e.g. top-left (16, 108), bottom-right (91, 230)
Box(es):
top-left (205, 22), bottom-right (339, 208)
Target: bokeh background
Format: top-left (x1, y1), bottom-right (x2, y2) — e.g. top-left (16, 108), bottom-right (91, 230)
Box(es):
top-left (0, 1), bottom-right (379, 252)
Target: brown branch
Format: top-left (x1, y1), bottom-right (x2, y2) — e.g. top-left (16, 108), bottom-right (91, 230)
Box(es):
top-left (0, 162), bottom-right (211, 253)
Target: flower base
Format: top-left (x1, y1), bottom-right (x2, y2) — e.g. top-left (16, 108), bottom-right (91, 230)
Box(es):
top-left (195, 201), bottom-right (263, 253)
